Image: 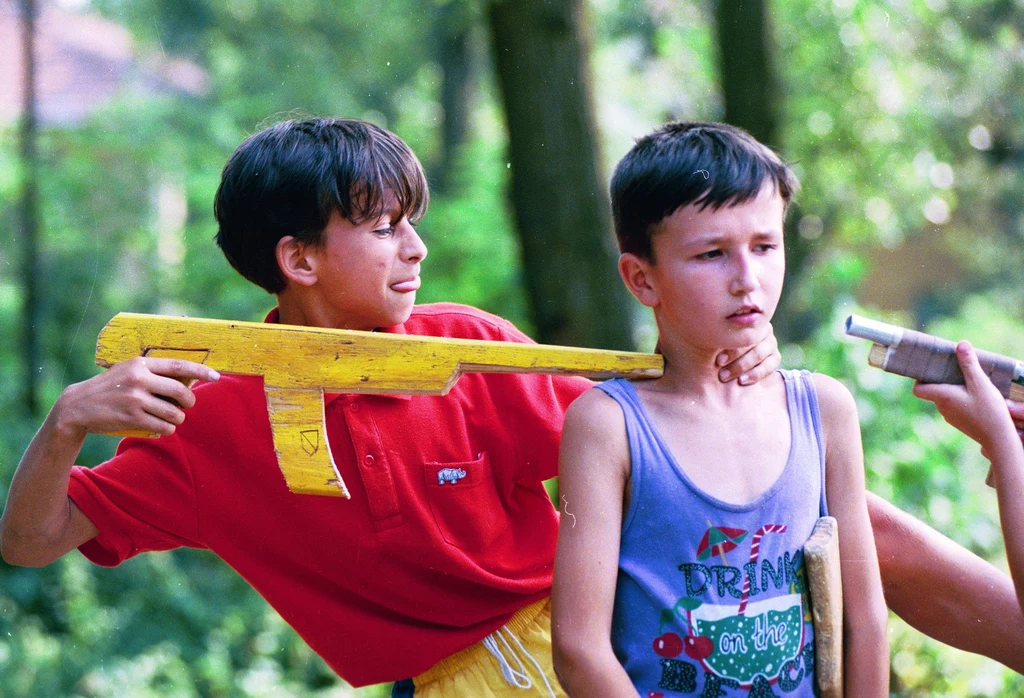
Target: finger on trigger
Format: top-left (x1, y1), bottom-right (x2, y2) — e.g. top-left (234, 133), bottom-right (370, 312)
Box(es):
top-left (155, 358), bottom-right (220, 383)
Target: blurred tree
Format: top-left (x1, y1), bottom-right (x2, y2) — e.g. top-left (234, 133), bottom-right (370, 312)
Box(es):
top-left (713, 0), bottom-right (778, 148)
top-left (17, 0), bottom-right (40, 416)
top-left (487, 0), bottom-right (635, 350)
top-left (431, 1), bottom-right (477, 193)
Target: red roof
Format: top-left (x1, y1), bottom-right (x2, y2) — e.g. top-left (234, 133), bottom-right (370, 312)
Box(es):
top-left (0, 1), bottom-right (207, 126)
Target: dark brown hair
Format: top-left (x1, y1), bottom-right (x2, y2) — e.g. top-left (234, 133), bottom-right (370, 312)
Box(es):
top-left (610, 121), bottom-right (798, 260)
top-left (214, 118), bottom-right (428, 293)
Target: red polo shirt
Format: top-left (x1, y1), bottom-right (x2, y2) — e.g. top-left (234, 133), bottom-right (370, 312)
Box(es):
top-left (67, 303), bottom-right (591, 686)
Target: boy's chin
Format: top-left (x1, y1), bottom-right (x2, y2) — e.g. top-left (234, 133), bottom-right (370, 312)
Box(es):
top-left (716, 326), bottom-right (772, 353)
top-left (708, 329), bottom-right (770, 356)
top-left (387, 302), bottom-right (417, 327)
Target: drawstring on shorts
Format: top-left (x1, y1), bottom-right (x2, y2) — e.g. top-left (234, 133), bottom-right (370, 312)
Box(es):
top-left (482, 626), bottom-right (558, 697)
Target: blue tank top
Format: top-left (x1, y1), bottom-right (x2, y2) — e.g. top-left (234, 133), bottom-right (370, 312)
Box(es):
top-left (596, 370), bottom-right (827, 696)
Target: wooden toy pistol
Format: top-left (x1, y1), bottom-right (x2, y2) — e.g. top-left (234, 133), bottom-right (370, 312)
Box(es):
top-left (844, 314), bottom-right (1024, 402)
top-left (96, 313), bottom-right (663, 498)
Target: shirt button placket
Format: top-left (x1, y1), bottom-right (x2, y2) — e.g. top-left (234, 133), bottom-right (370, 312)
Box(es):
top-left (345, 397), bottom-right (402, 530)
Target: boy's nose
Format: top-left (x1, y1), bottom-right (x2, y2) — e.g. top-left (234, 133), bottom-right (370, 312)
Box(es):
top-left (730, 254), bottom-right (758, 295)
top-left (400, 221), bottom-right (428, 263)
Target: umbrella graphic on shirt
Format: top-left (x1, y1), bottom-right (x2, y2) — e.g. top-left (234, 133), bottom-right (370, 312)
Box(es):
top-left (696, 520), bottom-right (748, 565)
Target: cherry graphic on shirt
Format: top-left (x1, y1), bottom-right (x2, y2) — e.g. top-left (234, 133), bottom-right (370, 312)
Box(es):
top-left (648, 693), bottom-right (664, 698)
top-left (683, 633), bottom-right (713, 661)
top-left (656, 596), bottom-right (714, 663)
top-left (652, 632), bottom-right (683, 657)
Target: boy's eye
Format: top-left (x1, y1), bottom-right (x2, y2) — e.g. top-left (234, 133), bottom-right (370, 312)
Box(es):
top-left (754, 243), bottom-right (778, 253)
top-left (373, 226), bottom-right (396, 238)
top-left (695, 249), bottom-right (723, 260)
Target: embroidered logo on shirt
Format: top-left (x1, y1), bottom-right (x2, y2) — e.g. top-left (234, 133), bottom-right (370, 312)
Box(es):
top-left (436, 467), bottom-right (468, 485)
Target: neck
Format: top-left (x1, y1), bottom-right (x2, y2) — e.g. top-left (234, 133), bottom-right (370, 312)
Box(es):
top-left (275, 288), bottom-right (354, 329)
top-left (652, 335), bottom-right (755, 404)
top-left (276, 289), bottom-right (316, 327)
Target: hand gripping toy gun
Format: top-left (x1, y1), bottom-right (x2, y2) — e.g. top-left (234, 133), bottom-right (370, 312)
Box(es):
top-left (846, 314), bottom-right (1024, 489)
top-left (845, 314), bottom-right (1024, 402)
top-left (95, 313), bottom-right (663, 498)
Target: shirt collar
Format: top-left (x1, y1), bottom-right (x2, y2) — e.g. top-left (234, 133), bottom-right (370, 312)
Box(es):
top-left (264, 307), bottom-right (413, 402)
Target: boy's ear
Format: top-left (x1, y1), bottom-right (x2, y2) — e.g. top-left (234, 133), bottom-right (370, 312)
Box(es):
top-left (276, 236), bottom-right (319, 287)
top-left (618, 253), bottom-right (659, 308)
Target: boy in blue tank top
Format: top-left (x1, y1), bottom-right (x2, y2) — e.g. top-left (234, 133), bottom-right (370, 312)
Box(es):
top-left (551, 122), bottom-right (889, 696)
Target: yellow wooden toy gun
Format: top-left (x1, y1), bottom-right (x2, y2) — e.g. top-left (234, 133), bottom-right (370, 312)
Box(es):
top-left (845, 314), bottom-right (1024, 402)
top-left (96, 313), bottom-right (663, 498)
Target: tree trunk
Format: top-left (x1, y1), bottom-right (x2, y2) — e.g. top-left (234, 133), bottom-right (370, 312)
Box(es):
top-left (714, 0), bottom-right (778, 148)
top-left (714, 0), bottom-right (812, 342)
top-left (486, 0), bottom-right (635, 350)
top-left (19, 0), bottom-right (40, 415)
top-left (432, 3), bottom-right (475, 193)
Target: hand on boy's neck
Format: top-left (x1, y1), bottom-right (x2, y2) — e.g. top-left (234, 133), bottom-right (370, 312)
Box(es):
top-left (651, 341), bottom-right (777, 403)
top-left (647, 329), bottom-right (774, 395)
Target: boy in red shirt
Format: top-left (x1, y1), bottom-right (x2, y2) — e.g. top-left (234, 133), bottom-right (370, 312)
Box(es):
top-left (0, 118), bottom-right (780, 695)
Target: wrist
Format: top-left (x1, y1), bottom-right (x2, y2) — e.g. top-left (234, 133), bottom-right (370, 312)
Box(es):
top-left (50, 387), bottom-right (88, 442)
top-left (985, 425), bottom-right (1024, 467)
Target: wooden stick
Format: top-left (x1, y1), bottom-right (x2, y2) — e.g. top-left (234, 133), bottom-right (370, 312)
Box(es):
top-left (804, 515), bottom-right (843, 697)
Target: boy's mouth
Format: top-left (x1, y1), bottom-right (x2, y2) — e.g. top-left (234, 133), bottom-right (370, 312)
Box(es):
top-left (390, 276), bottom-right (421, 293)
top-left (727, 305), bottom-right (762, 322)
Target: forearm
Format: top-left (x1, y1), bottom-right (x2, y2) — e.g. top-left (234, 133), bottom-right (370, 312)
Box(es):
top-left (843, 610), bottom-right (889, 697)
top-left (839, 508), bottom-right (890, 696)
top-left (553, 645), bottom-right (637, 698)
top-left (991, 440), bottom-right (1024, 617)
top-left (0, 399), bottom-right (91, 566)
top-left (870, 492), bottom-right (1024, 672)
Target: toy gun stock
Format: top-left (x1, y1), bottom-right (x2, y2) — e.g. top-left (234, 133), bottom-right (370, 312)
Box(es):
top-left (96, 313), bottom-right (663, 498)
top-left (844, 315), bottom-right (1024, 402)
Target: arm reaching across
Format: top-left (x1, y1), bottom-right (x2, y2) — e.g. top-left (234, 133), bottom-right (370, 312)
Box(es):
top-left (813, 374), bottom-right (889, 696)
top-left (869, 493), bottom-right (1024, 672)
top-left (0, 358), bottom-right (219, 567)
top-left (551, 389), bottom-right (638, 697)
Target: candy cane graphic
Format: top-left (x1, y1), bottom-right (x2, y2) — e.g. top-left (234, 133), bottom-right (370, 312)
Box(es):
top-left (737, 524), bottom-right (787, 616)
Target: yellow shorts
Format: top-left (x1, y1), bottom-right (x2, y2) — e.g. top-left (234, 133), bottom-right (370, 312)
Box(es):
top-left (392, 598), bottom-right (567, 697)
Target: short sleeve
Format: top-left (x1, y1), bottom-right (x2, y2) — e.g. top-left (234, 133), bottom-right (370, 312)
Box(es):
top-left (68, 434), bottom-right (204, 567)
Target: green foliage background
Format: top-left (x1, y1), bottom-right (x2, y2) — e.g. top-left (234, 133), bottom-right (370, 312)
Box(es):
top-left (2, 0), bottom-right (1024, 694)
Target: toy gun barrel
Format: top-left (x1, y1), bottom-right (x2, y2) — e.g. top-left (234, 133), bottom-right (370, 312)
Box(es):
top-left (845, 315), bottom-right (1024, 402)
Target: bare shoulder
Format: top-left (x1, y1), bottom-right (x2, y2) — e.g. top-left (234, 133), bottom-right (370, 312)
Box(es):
top-left (809, 373), bottom-right (861, 459)
top-left (565, 385), bottom-right (625, 431)
top-left (809, 372), bottom-right (857, 423)
top-left (561, 385), bottom-right (629, 475)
